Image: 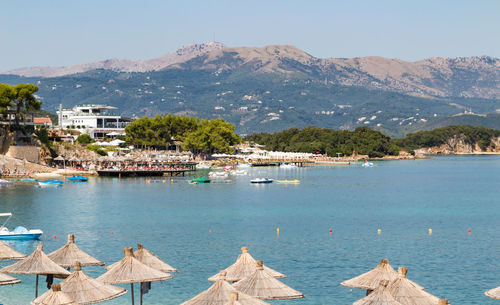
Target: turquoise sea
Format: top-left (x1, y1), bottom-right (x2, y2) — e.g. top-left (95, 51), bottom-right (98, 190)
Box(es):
top-left (0, 156), bottom-right (499, 305)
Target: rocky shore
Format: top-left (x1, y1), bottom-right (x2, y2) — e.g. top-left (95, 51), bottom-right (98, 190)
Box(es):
top-left (415, 135), bottom-right (500, 155)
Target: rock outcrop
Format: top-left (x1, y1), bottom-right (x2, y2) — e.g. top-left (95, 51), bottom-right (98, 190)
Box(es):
top-left (415, 135), bottom-right (500, 154)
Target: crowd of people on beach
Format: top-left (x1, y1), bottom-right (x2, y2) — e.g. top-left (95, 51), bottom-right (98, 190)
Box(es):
top-left (0, 167), bottom-right (33, 177)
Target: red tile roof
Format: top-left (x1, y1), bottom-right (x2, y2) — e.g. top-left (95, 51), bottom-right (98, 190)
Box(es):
top-left (33, 117), bottom-right (52, 124)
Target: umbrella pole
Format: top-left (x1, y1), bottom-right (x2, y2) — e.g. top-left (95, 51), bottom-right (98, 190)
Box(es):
top-left (35, 274), bottom-right (39, 297)
top-left (140, 283), bottom-right (143, 305)
top-left (131, 283), bottom-right (135, 305)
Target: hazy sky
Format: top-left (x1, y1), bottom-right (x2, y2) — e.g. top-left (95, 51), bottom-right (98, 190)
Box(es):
top-left (1, 0), bottom-right (498, 71)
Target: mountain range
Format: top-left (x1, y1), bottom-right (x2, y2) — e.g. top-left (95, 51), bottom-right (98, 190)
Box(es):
top-left (1, 43), bottom-right (499, 136)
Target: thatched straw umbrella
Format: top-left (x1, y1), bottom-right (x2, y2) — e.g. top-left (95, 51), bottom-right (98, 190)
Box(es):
top-left (0, 241), bottom-right (26, 260)
top-left (486, 286), bottom-right (500, 299)
top-left (180, 270), bottom-right (270, 305)
top-left (32, 261), bottom-right (127, 305)
top-left (341, 259), bottom-right (398, 294)
top-left (208, 247), bottom-right (285, 282)
top-left (30, 283), bottom-right (77, 305)
top-left (97, 247), bottom-right (172, 305)
top-left (107, 243), bottom-right (177, 273)
top-left (353, 280), bottom-right (403, 305)
top-left (0, 241), bottom-right (24, 287)
top-left (232, 260), bottom-right (304, 300)
top-left (0, 244), bottom-right (71, 297)
top-left (0, 272), bottom-right (21, 285)
top-left (48, 234), bottom-right (104, 269)
top-left (227, 291), bottom-right (262, 305)
top-left (387, 267), bottom-right (439, 305)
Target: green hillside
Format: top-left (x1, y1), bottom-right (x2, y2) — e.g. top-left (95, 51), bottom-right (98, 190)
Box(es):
top-left (1, 69), bottom-right (499, 136)
top-left (245, 125), bottom-right (500, 157)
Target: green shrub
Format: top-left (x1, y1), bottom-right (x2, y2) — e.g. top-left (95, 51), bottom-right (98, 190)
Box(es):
top-left (86, 144), bottom-right (107, 156)
top-left (76, 134), bottom-right (94, 145)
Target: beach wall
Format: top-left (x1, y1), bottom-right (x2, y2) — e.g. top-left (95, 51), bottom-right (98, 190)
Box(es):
top-left (6, 146), bottom-right (41, 163)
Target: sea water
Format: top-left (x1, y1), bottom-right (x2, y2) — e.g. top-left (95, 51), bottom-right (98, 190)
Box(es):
top-left (0, 156), bottom-right (499, 305)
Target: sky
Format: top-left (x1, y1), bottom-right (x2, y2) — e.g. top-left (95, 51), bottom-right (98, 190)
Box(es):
top-left (0, 0), bottom-right (499, 71)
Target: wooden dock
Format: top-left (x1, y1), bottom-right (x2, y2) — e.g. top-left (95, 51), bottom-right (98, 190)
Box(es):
top-left (97, 169), bottom-right (192, 177)
top-left (250, 159), bottom-right (314, 167)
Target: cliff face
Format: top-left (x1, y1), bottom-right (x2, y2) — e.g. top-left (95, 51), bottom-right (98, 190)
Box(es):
top-left (415, 135), bottom-right (500, 154)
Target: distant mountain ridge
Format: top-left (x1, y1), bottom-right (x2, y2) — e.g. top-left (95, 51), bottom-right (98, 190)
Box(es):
top-left (4, 43), bottom-right (499, 99)
top-left (1, 43), bottom-right (499, 136)
top-left (5, 42), bottom-right (225, 77)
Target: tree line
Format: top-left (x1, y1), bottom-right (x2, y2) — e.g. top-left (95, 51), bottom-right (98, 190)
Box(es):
top-left (244, 125), bottom-right (500, 157)
top-left (124, 114), bottom-right (241, 153)
top-left (244, 126), bottom-right (399, 157)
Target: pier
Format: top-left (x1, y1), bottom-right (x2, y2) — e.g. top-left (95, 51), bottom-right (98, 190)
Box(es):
top-left (97, 162), bottom-right (197, 177)
top-left (97, 168), bottom-right (192, 177)
top-left (250, 159), bottom-right (314, 167)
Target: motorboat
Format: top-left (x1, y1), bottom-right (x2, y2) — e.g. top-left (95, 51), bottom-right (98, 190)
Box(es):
top-left (223, 165), bottom-right (233, 171)
top-left (230, 169), bottom-right (248, 176)
top-left (362, 161), bottom-right (376, 167)
top-left (38, 179), bottom-right (64, 187)
top-left (0, 213), bottom-right (43, 240)
top-left (0, 179), bottom-right (13, 185)
top-left (66, 176), bottom-right (88, 182)
top-left (275, 179), bottom-right (300, 184)
top-left (237, 163), bottom-right (252, 168)
top-left (195, 163), bottom-right (212, 170)
top-left (250, 178), bottom-right (274, 184)
top-left (280, 163), bottom-right (297, 168)
top-left (187, 177), bottom-right (211, 184)
top-left (209, 171), bottom-right (229, 178)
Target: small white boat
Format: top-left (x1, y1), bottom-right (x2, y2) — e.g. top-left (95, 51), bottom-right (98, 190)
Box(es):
top-left (38, 179), bottom-right (63, 187)
top-left (280, 163), bottom-right (297, 168)
top-left (230, 170), bottom-right (248, 176)
top-left (209, 171), bottom-right (229, 178)
top-left (0, 213), bottom-right (43, 240)
top-left (0, 179), bottom-right (13, 185)
top-left (196, 163), bottom-right (212, 170)
top-left (250, 178), bottom-right (273, 184)
top-left (362, 161), bottom-right (376, 167)
top-left (237, 163), bottom-right (252, 168)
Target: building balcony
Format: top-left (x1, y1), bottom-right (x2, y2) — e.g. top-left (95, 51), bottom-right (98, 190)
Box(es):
top-left (96, 122), bottom-right (130, 129)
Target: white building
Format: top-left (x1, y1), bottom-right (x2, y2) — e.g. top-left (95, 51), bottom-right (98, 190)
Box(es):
top-left (57, 104), bottom-right (133, 139)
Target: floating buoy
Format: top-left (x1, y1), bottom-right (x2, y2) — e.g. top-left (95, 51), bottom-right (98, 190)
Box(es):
top-left (209, 229), bottom-right (212, 233)
top-left (329, 228), bottom-right (332, 233)
top-left (428, 228), bottom-right (432, 234)
top-left (110, 232), bottom-right (113, 235)
top-left (52, 235), bottom-right (56, 239)
top-left (468, 228), bottom-right (471, 233)
top-left (377, 229), bottom-right (381, 234)
top-left (277, 228), bottom-right (280, 235)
